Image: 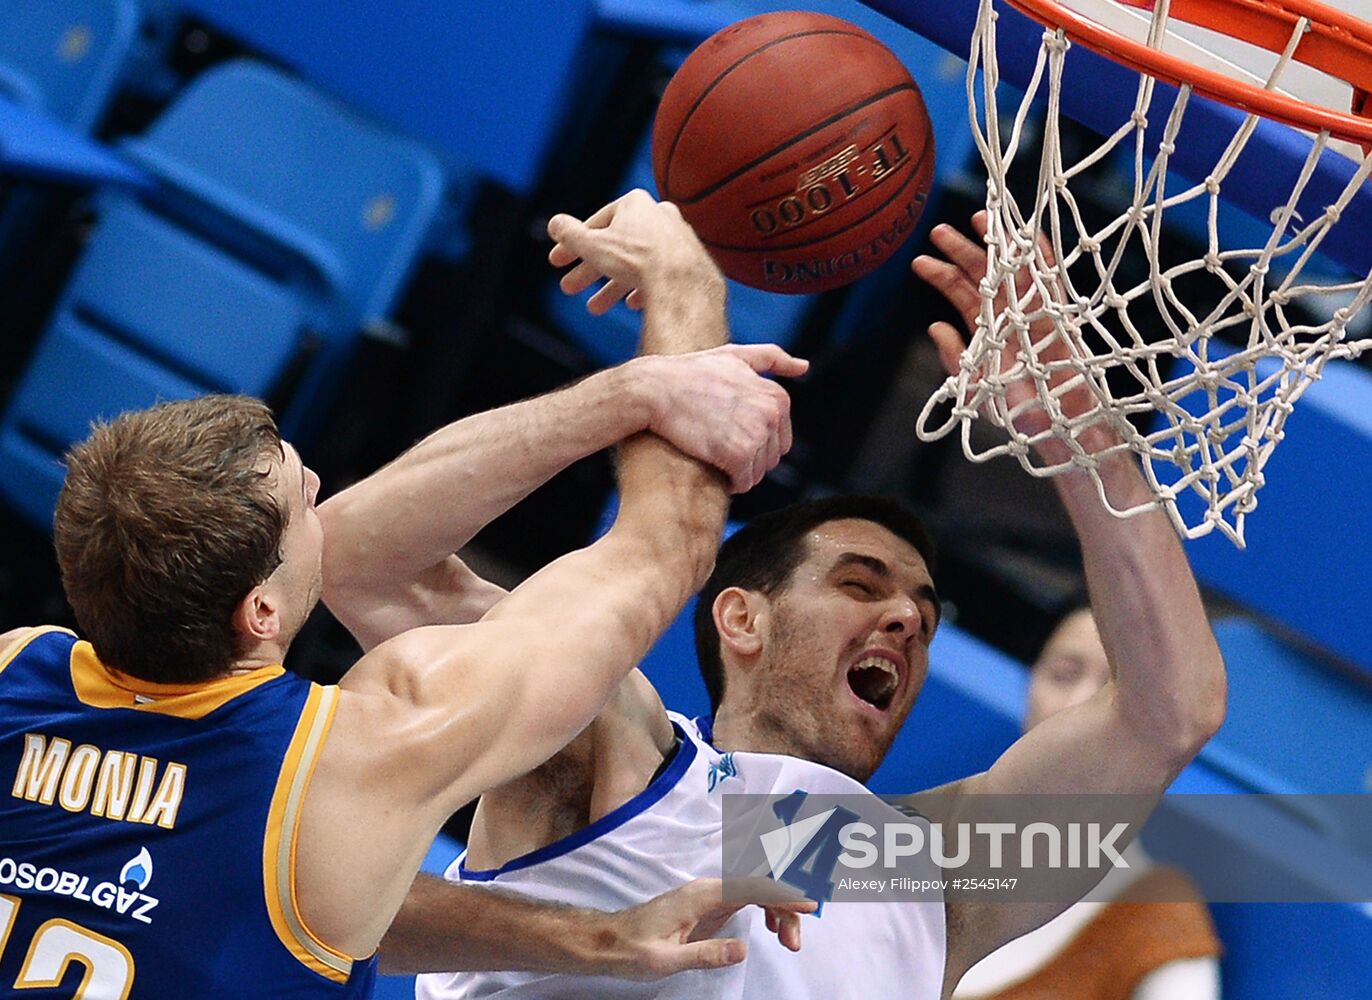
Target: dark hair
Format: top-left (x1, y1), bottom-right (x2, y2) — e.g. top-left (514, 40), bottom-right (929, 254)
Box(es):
top-left (692, 496), bottom-right (937, 713)
top-left (54, 395), bottom-right (287, 683)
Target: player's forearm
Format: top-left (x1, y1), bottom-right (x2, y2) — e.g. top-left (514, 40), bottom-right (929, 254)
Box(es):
top-left (379, 874), bottom-right (631, 976)
top-left (1055, 455), bottom-right (1226, 757)
top-left (613, 264), bottom-right (731, 590)
top-left (615, 433), bottom-right (729, 597)
top-left (319, 366), bottom-right (655, 596)
top-left (637, 254), bottom-right (728, 355)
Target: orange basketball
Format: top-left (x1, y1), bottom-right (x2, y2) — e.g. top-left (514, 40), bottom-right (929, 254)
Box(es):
top-left (652, 11), bottom-right (935, 294)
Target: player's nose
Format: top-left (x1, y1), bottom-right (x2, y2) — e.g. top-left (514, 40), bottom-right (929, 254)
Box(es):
top-left (878, 595), bottom-right (921, 636)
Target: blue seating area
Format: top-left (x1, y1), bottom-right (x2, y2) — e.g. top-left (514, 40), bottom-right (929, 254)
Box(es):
top-left (0, 0), bottom-right (140, 130)
top-left (0, 58), bottom-right (443, 527)
top-left (2, 3), bottom-right (1370, 997)
top-left (0, 0), bottom-right (147, 288)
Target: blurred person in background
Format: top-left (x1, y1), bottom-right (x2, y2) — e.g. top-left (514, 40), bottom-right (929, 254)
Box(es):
top-left (953, 606), bottom-right (1223, 1000)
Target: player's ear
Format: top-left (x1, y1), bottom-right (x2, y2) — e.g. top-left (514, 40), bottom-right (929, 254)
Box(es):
top-left (713, 587), bottom-right (765, 660)
top-left (233, 582), bottom-right (282, 646)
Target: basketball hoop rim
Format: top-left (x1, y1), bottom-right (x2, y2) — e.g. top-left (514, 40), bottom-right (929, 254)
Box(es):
top-left (1001, 0), bottom-right (1372, 146)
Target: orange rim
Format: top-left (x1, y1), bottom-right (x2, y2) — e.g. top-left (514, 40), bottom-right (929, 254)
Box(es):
top-left (1004, 0), bottom-right (1372, 146)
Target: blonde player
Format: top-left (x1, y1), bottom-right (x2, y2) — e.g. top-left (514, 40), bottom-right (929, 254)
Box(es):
top-left (0, 188), bottom-right (811, 997)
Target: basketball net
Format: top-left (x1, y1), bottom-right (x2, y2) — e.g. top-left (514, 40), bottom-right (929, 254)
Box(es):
top-left (915, 0), bottom-right (1372, 545)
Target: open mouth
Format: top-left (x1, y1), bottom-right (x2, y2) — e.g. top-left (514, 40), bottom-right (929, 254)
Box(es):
top-left (847, 655), bottom-right (900, 712)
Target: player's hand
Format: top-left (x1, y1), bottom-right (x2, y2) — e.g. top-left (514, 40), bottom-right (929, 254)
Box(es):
top-left (911, 212), bottom-right (1113, 461)
top-left (593, 877), bottom-right (815, 981)
top-left (629, 345), bottom-right (808, 494)
top-left (548, 189), bottom-right (723, 316)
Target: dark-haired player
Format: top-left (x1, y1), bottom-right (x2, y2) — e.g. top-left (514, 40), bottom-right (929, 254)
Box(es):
top-left (386, 213), bottom-right (1226, 999)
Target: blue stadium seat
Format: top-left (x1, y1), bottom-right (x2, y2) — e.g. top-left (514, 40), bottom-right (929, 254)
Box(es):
top-left (0, 59), bottom-right (444, 528)
top-left (594, 0), bottom-right (751, 43)
top-left (1195, 617), bottom-right (1372, 854)
top-left (0, 0), bottom-right (143, 280)
top-left (174, 0), bottom-right (598, 199)
top-left (0, 0), bottom-right (139, 130)
top-left (1206, 618), bottom-right (1372, 799)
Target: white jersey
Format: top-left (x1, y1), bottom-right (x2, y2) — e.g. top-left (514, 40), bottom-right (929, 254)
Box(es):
top-left (415, 712), bottom-right (946, 1000)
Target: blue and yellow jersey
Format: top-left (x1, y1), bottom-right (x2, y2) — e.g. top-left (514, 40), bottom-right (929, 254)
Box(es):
top-left (0, 627), bottom-right (378, 998)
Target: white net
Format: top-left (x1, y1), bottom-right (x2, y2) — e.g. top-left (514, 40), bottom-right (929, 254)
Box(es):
top-left (915, 0), bottom-right (1372, 546)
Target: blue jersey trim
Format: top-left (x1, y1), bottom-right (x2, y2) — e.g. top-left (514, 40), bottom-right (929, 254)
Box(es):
top-left (692, 714), bottom-right (718, 747)
top-left (459, 721), bottom-right (698, 882)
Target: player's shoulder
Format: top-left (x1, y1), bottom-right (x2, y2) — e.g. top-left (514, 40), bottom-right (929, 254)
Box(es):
top-left (0, 625), bottom-right (75, 665)
top-left (0, 627), bottom-right (34, 650)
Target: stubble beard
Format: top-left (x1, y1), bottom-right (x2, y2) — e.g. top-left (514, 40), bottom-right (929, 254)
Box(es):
top-left (760, 605), bottom-right (878, 781)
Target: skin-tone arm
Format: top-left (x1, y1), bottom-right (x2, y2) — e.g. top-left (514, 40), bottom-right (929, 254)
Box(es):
top-left (381, 874), bottom-right (809, 977)
top-left (909, 216), bottom-right (1227, 996)
top-left (295, 191), bottom-right (805, 960)
top-left (320, 344), bottom-right (806, 651)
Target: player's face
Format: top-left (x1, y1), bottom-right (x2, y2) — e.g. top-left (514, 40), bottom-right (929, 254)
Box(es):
top-left (1023, 608), bottom-right (1111, 732)
top-left (266, 443), bottom-right (324, 647)
top-left (750, 519), bottom-right (940, 781)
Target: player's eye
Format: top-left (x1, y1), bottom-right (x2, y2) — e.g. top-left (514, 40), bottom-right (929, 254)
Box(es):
top-left (842, 579), bottom-right (875, 597)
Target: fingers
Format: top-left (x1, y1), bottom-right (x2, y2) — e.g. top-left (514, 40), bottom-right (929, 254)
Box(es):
top-left (718, 876), bottom-right (815, 909)
top-left (912, 254), bottom-right (980, 333)
top-left (775, 384), bottom-right (794, 457)
top-left (930, 221), bottom-right (988, 278)
top-left (546, 212), bottom-right (588, 247)
top-left (735, 382), bottom-right (792, 494)
top-left (548, 238), bottom-right (580, 269)
top-left (927, 321), bottom-right (967, 378)
top-left (723, 343), bottom-right (810, 378)
top-left (558, 258), bottom-right (604, 297)
top-left (728, 461), bottom-right (753, 496)
top-left (587, 278), bottom-right (634, 316)
top-left (663, 938), bottom-right (747, 973)
top-left (763, 907), bottom-right (804, 952)
top-left (549, 215), bottom-right (610, 300)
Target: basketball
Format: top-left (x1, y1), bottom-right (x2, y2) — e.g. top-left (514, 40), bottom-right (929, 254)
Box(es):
top-left (652, 12), bottom-right (935, 295)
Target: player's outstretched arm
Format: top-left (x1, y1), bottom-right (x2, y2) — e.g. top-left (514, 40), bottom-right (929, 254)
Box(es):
top-left (319, 345), bottom-right (804, 651)
top-left (910, 217), bottom-right (1226, 990)
top-left (381, 876), bottom-right (813, 977)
